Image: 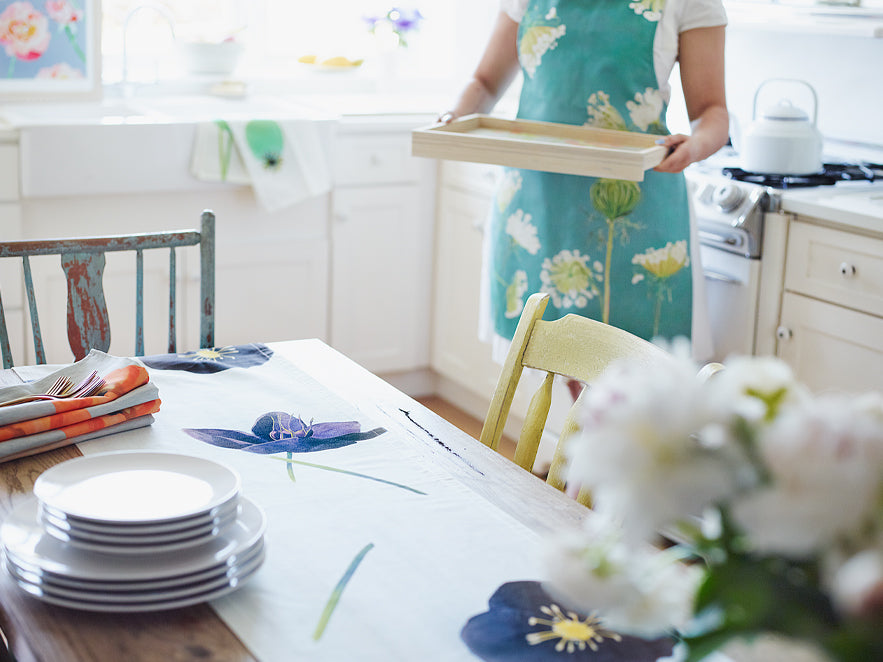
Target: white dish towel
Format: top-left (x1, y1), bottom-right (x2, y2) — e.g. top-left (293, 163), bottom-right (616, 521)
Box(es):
top-left (190, 119), bottom-right (332, 212)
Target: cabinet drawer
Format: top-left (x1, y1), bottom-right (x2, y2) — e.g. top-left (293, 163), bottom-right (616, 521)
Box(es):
top-left (333, 133), bottom-right (418, 186)
top-left (784, 221), bottom-right (883, 317)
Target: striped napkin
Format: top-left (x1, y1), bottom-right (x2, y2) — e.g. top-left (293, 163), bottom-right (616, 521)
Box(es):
top-left (0, 351), bottom-right (161, 463)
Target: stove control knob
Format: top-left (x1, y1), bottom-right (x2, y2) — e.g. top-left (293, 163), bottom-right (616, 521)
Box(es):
top-left (712, 184), bottom-right (744, 212)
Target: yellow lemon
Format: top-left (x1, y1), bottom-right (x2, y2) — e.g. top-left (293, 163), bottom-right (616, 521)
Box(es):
top-left (298, 54), bottom-right (317, 64)
top-left (320, 56), bottom-right (358, 67)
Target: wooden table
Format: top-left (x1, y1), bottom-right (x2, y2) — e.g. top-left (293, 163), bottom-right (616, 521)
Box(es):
top-left (0, 339), bottom-right (589, 661)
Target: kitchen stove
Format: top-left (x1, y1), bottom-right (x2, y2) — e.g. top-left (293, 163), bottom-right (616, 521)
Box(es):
top-left (685, 143), bottom-right (883, 362)
top-left (722, 162), bottom-right (883, 189)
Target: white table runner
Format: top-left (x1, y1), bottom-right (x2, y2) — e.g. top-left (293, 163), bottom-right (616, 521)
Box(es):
top-left (72, 347), bottom-right (547, 661)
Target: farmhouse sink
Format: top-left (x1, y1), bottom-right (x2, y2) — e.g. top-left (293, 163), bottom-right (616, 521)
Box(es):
top-left (5, 94), bottom-right (336, 197)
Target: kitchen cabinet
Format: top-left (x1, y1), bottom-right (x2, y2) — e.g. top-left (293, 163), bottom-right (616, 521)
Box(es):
top-left (330, 119), bottom-right (437, 374)
top-left (776, 219), bottom-right (883, 393)
top-left (431, 160), bottom-right (500, 408)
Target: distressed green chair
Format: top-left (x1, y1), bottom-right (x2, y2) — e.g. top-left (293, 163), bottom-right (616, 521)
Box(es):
top-left (0, 210), bottom-right (215, 368)
top-left (479, 292), bottom-right (722, 506)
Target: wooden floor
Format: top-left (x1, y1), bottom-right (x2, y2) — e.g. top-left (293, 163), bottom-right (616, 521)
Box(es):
top-left (416, 395), bottom-right (517, 461)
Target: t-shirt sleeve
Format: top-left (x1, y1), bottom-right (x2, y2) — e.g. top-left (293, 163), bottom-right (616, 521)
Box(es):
top-left (500, 0), bottom-right (528, 23)
top-left (676, 0), bottom-right (728, 32)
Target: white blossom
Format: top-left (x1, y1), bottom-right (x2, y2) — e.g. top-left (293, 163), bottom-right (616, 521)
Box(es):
top-left (731, 394), bottom-right (883, 557)
top-left (543, 518), bottom-right (702, 637)
top-left (567, 354), bottom-right (741, 543)
top-left (505, 209), bottom-right (540, 255)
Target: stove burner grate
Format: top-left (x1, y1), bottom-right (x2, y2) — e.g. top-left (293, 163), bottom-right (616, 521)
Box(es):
top-left (723, 163), bottom-right (883, 189)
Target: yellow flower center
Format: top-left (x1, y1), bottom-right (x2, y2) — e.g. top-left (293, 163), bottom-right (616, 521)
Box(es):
top-left (525, 603), bottom-right (622, 653)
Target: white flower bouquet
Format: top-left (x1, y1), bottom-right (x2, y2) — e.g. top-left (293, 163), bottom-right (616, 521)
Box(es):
top-left (545, 348), bottom-right (883, 661)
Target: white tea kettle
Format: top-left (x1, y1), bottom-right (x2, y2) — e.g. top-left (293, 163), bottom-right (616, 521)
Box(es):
top-left (741, 79), bottom-right (823, 175)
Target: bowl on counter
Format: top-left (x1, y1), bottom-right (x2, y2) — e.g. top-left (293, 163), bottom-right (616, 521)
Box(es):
top-left (177, 40), bottom-right (245, 76)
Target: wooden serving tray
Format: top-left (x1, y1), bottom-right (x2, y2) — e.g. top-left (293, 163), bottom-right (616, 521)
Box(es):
top-left (411, 114), bottom-right (667, 181)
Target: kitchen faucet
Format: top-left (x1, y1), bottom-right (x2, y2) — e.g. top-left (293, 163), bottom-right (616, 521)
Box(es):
top-left (121, 3), bottom-right (176, 94)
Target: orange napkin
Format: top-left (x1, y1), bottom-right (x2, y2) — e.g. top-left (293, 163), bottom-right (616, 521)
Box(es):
top-left (0, 365), bottom-right (156, 442)
top-left (0, 401), bottom-right (160, 464)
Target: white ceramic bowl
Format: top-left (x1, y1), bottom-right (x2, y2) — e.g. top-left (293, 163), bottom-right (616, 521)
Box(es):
top-left (178, 41), bottom-right (244, 76)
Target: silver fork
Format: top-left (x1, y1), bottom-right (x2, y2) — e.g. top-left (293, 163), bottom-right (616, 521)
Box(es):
top-left (0, 371), bottom-right (105, 407)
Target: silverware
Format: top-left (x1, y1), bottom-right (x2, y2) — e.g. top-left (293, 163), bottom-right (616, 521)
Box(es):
top-left (0, 371), bottom-right (106, 408)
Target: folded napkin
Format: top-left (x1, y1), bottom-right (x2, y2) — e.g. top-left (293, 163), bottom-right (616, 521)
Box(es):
top-left (190, 119), bottom-right (332, 212)
top-left (0, 350), bottom-right (160, 463)
top-left (0, 404), bottom-right (159, 464)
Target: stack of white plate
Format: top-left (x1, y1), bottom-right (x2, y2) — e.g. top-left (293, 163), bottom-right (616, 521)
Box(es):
top-left (0, 450), bottom-right (266, 612)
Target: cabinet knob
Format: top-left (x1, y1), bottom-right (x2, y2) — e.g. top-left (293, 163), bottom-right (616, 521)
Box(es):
top-left (776, 325), bottom-right (793, 341)
top-left (839, 262), bottom-right (856, 278)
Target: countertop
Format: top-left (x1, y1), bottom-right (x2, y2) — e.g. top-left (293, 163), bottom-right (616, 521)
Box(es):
top-left (779, 181), bottom-right (883, 235)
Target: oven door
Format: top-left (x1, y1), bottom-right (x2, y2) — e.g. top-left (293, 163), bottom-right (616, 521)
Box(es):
top-left (700, 244), bottom-right (762, 362)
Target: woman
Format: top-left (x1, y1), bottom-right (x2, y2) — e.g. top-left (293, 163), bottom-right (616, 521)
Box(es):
top-left (441, 0), bottom-right (729, 369)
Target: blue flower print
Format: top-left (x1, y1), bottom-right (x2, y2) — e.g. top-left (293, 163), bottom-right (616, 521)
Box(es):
top-left (461, 581), bottom-right (674, 661)
top-left (141, 343), bottom-right (273, 373)
top-left (184, 411), bottom-right (385, 454)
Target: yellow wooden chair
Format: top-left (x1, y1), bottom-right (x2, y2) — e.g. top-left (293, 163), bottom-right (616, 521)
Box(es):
top-left (480, 292), bottom-right (700, 506)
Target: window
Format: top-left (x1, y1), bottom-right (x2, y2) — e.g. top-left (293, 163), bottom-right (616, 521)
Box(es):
top-left (101, 0), bottom-right (467, 89)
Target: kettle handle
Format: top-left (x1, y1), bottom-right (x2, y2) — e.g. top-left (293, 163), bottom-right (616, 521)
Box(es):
top-left (751, 78), bottom-right (818, 124)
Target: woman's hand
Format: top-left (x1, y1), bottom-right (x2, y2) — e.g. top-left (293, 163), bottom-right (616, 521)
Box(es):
top-left (653, 134), bottom-right (696, 173)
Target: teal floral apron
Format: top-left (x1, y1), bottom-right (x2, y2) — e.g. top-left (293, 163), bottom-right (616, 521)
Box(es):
top-left (488, 0), bottom-right (692, 342)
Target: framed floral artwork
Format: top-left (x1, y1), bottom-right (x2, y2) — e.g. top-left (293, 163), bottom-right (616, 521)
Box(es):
top-left (0, 0), bottom-right (101, 100)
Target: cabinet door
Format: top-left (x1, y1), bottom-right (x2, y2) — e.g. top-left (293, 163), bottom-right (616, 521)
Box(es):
top-left (777, 292), bottom-right (883, 393)
top-left (431, 186), bottom-right (499, 400)
top-left (330, 185), bottom-right (429, 373)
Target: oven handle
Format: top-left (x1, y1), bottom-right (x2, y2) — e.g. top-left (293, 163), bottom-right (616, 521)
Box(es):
top-left (704, 269), bottom-right (743, 285)
top-left (698, 229), bottom-right (744, 249)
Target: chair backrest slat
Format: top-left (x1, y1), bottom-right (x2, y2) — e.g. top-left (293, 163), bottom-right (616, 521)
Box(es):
top-left (168, 247), bottom-right (176, 353)
top-left (0, 211), bottom-right (215, 367)
top-left (0, 291), bottom-right (13, 370)
top-left (21, 256), bottom-right (45, 365)
top-left (199, 210), bottom-right (215, 349)
top-left (135, 248), bottom-right (144, 357)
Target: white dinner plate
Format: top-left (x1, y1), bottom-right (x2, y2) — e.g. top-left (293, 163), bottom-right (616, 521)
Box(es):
top-left (5, 538), bottom-right (265, 592)
top-left (33, 450), bottom-right (241, 524)
top-left (39, 496), bottom-right (240, 536)
top-left (42, 509), bottom-right (239, 555)
top-left (6, 544), bottom-right (265, 604)
top-left (1, 496), bottom-right (266, 582)
top-left (41, 502), bottom-right (239, 546)
top-left (8, 554), bottom-right (263, 613)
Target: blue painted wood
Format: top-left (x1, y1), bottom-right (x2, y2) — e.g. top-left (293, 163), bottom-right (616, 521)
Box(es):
top-left (200, 210), bottom-right (215, 349)
top-left (0, 211), bottom-right (216, 366)
top-left (21, 256), bottom-right (45, 365)
top-left (168, 247), bottom-right (176, 353)
top-left (0, 291), bottom-right (12, 370)
top-left (135, 249), bottom-right (144, 357)
top-left (62, 253), bottom-right (111, 359)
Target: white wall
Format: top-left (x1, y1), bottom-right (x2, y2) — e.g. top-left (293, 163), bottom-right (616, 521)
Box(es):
top-left (724, 27), bottom-right (883, 148)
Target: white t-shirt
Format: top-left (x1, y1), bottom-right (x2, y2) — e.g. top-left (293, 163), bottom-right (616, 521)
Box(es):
top-left (500, 0), bottom-right (727, 104)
